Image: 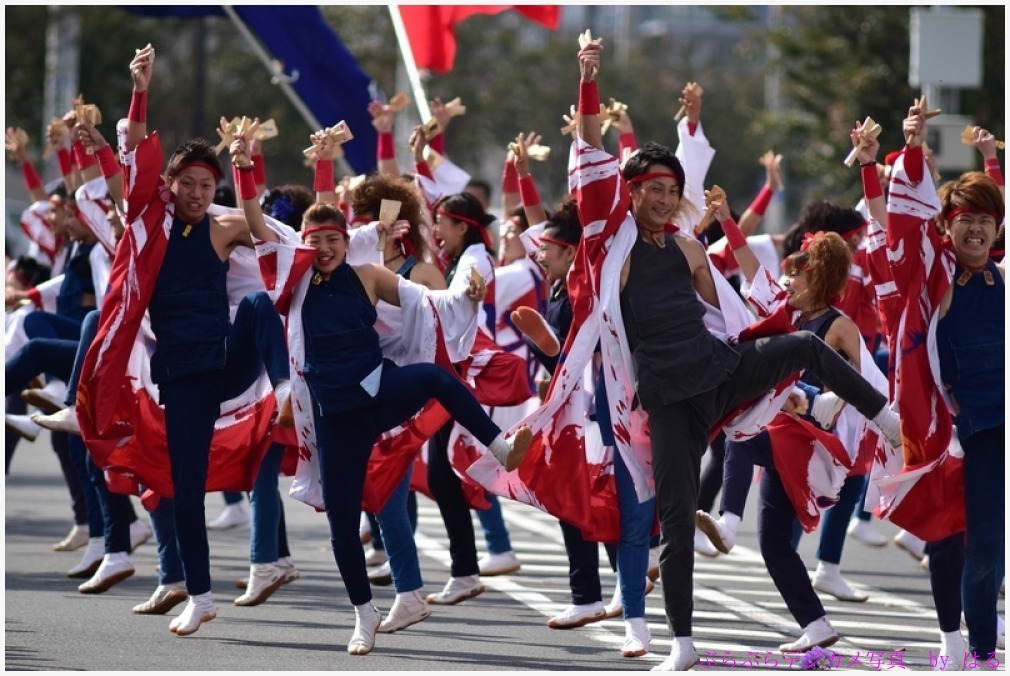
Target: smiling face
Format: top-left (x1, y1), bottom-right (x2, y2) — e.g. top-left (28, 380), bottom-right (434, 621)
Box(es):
top-left (782, 267), bottom-right (813, 311)
top-left (434, 211), bottom-right (467, 258)
top-left (499, 216), bottom-right (527, 265)
top-left (170, 165), bottom-right (217, 223)
top-left (538, 239), bottom-right (575, 285)
top-left (302, 226), bottom-right (348, 274)
top-left (945, 211), bottom-right (998, 267)
top-left (630, 163), bottom-right (681, 231)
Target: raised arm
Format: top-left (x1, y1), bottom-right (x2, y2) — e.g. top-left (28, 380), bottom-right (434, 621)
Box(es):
top-left (369, 100), bottom-right (401, 178)
top-left (973, 125), bottom-right (1004, 200)
top-left (851, 121), bottom-right (886, 228)
top-left (309, 129), bottom-right (337, 205)
top-left (712, 188), bottom-right (760, 283)
top-left (738, 153), bottom-right (781, 237)
top-left (76, 121), bottom-right (124, 211)
top-left (510, 132), bottom-right (548, 226)
top-left (5, 127), bottom-right (47, 203)
top-left (230, 136), bottom-right (278, 244)
top-left (576, 43), bottom-right (603, 151)
top-left (125, 44), bottom-right (154, 153)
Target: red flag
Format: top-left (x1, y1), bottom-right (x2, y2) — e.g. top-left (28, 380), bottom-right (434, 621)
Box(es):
top-left (399, 5), bottom-right (561, 73)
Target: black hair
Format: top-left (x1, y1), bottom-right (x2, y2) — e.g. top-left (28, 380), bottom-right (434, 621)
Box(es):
top-left (621, 141), bottom-right (686, 192)
top-left (436, 192), bottom-right (496, 254)
top-left (165, 138), bottom-right (223, 182)
top-left (544, 195), bottom-right (582, 246)
top-left (11, 255), bottom-right (51, 287)
top-left (262, 184), bottom-right (314, 231)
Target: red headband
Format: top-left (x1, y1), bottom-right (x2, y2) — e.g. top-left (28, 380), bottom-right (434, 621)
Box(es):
top-left (173, 160), bottom-right (223, 181)
top-left (945, 207), bottom-right (1000, 224)
top-left (436, 209), bottom-right (484, 229)
top-left (301, 223), bottom-right (348, 238)
top-left (540, 235), bottom-right (575, 249)
top-left (627, 171), bottom-right (680, 186)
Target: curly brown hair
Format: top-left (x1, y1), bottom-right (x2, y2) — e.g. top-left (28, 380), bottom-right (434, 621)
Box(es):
top-left (782, 231), bottom-right (851, 308)
top-left (351, 173), bottom-right (429, 261)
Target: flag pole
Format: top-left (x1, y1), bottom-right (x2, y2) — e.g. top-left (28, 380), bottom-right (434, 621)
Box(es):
top-left (222, 5), bottom-right (353, 175)
top-left (388, 5), bottom-right (432, 122)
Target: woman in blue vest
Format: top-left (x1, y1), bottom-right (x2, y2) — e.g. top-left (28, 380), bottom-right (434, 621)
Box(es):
top-left (234, 141), bottom-right (532, 655)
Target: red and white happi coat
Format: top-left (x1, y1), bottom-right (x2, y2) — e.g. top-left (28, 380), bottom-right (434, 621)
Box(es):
top-left (864, 149), bottom-right (967, 542)
top-left (744, 267), bottom-right (890, 532)
top-left (19, 200), bottom-right (62, 272)
top-left (253, 220), bottom-right (493, 513)
top-left (467, 125), bottom-right (773, 542)
top-left (76, 132), bottom-right (276, 505)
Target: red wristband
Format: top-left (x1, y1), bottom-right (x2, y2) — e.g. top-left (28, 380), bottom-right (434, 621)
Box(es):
top-left (430, 133), bottom-right (445, 156)
top-left (377, 132), bottom-right (395, 160)
top-left (57, 148), bottom-right (73, 177)
top-left (721, 217), bottom-right (747, 250)
top-left (21, 161), bottom-right (42, 191)
top-left (984, 158), bottom-right (1004, 186)
top-left (861, 163), bottom-right (883, 200)
top-left (749, 185), bottom-right (773, 216)
top-left (72, 140), bottom-right (96, 169)
top-left (236, 164), bottom-right (258, 200)
top-left (313, 159), bottom-right (334, 193)
top-left (502, 161), bottom-right (519, 194)
top-left (904, 146), bottom-right (923, 184)
top-left (578, 80), bottom-right (599, 116)
top-left (519, 174), bottom-right (540, 207)
top-left (26, 288), bottom-right (43, 309)
top-left (96, 144), bottom-right (120, 179)
top-left (128, 90), bottom-right (147, 123)
top-left (619, 132), bottom-right (638, 153)
top-left (687, 121), bottom-right (698, 137)
top-left (414, 161), bottom-right (433, 181)
top-left (252, 154), bottom-right (266, 186)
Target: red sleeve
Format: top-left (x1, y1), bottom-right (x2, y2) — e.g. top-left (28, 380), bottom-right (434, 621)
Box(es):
top-left (377, 132), bottom-right (395, 161)
top-left (984, 158), bottom-right (1004, 187)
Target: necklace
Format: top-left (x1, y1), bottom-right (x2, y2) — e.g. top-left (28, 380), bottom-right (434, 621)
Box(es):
top-left (795, 306), bottom-right (829, 328)
top-left (311, 271), bottom-right (331, 285)
top-left (639, 227), bottom-right (666, 248)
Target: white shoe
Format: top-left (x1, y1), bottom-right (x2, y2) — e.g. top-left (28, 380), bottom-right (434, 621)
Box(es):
top-left (348, 602), bottom-right (381, 655)
top-left (5, 414), bottom-right (41, 442)
top-left (20, 379), bottom-right (67, 413)
top-left (32, 406), bottom-right (80, 434)
top-left (367, 561), bottom-right (392, 586)
top-left (53, 523), bottom-right (89, 552)
top-left (67, 537), bottom-right (105, 578)
top-left (364, 546), bottom-right (388, 567)
top-left (359, 513), bottom-right (372, 545)
top-left (478, 550), bottom-right (521, 576)
top-left (129, 519), bottom-right (152, 552)
top-left (812, 562), bottom-right (869, 602)
top-left (278, 556), bottom-right (301, 583)
top-left (694, 527), bottom-right (719, 557)
top-left (696, 511), bottom-right (736, 554)
top-left (234, 562), bottom-right (286, 606)
top-left (604, 584), bottom-right (623, 619)
top-left (647, 546), bottom-right (660, 581)
top-left (169, 592), bottom-right (217, 636)
top-left (488, 426), bottom-right (533, 471)
top-left (547, 602), bottom-right (606, 629)
top-left (206, 502), bottom-right (250, 530)
top-left (425, 575), bottom-right (485, 605)
top-left (133, 582), bottom-right (188, 615)
top-left (932, 630), bottom-right (965, 671)
top-left (652, 637), bottom-right (701, 671)
top-left (846, 518), bottom-right (888, 547)
top-left (378, 590), bottom-right (431, 633)
top-left (872, 405), bottom-right (902, 449)
top-left (778, 617), bottom-right (839, 652)
top-left (810, 391), bottom-right (847, 430)
top-left (621, 617), bottom-right (651, 657)
top-left (78, 553), bottom-right (134, 594)
top-left (894, 529), bottom-right (926, 562)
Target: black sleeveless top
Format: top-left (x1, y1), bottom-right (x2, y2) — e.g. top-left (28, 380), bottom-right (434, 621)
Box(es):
top-left (619, 233), bottom-right (739, 409)
top-left (149, 215), bottom-right (230, 384)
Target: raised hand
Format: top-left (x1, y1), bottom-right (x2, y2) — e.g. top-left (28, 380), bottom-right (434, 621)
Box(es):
top-left (76, 121), bottom-right (108, 153)
top-left (130, 43), bottom-right (155, 92)
top-left (578, 42), bottom-right (602, 82)
top-left (902, 104), bottom-right (926, 149)
top-left (368, 100), bottom-right (393, 134)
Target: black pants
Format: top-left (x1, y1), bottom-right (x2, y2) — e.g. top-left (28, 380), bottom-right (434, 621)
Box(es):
top-left (927, 533), bottom-right (965, 633)
top-left (647, 331), bottom-right (887, 636)
top-left (697, 430), bottom-right (727, 514)
top-left (427, 421), bottom-right (479, 578)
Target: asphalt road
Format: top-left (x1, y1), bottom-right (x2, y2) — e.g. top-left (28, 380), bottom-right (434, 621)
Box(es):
top-left (4, 430), bottom-right (1004, 671)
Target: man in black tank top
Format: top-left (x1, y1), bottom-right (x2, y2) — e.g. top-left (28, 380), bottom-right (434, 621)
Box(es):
top-left (576, 41), bottom-right (902, 670)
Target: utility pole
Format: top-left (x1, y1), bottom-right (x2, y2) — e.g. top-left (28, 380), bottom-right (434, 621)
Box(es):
top-left (763, 5), bottom-right (786, 233)
top-left (42, 5), bottom-right (80, 184)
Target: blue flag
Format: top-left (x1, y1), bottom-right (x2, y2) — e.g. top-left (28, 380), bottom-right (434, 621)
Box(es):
top-left (121, 6), bottom-right (377, 174)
